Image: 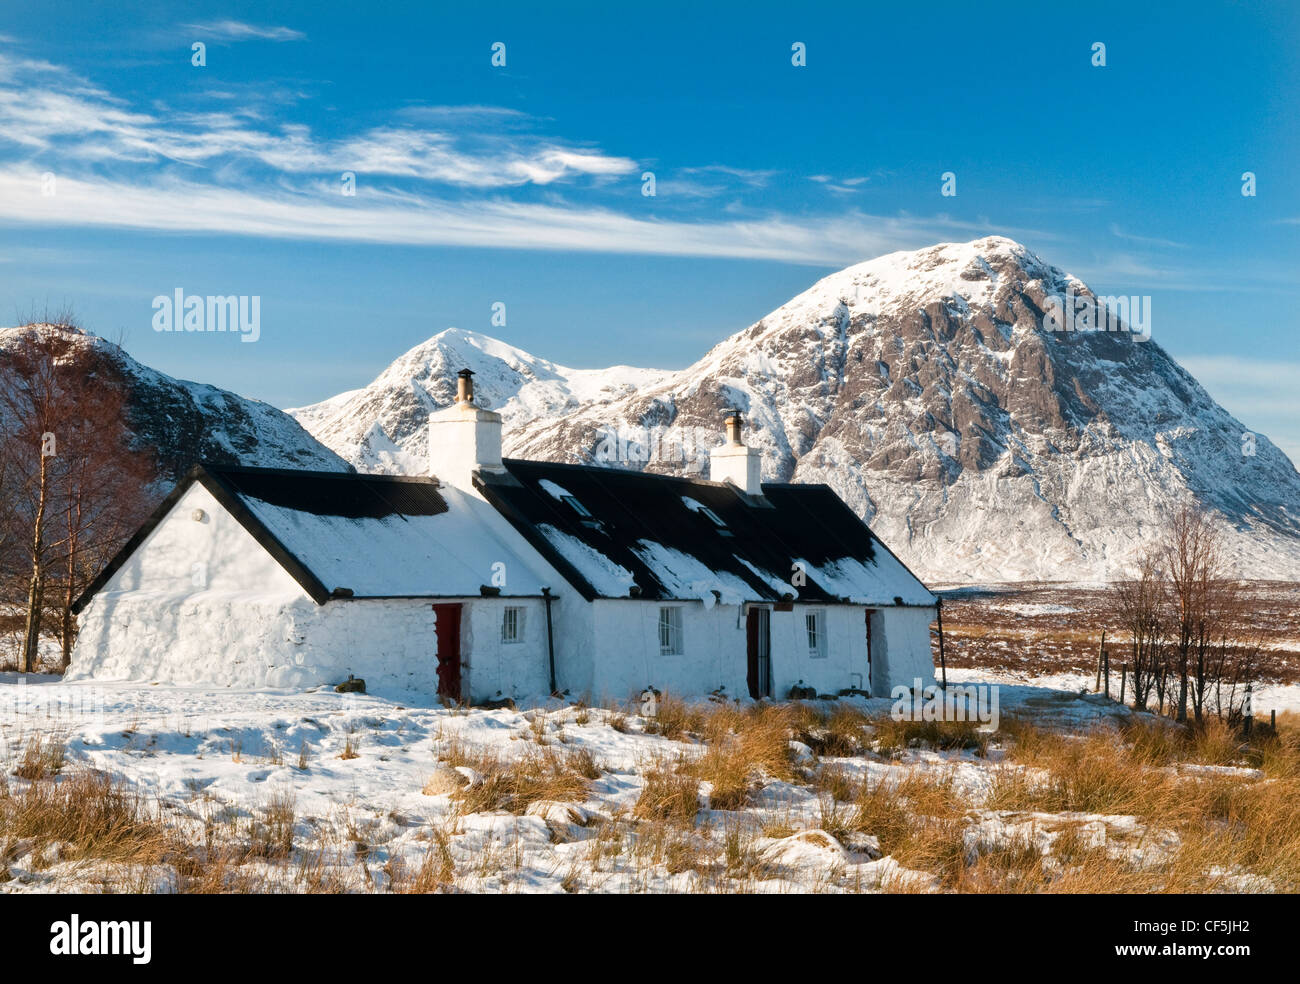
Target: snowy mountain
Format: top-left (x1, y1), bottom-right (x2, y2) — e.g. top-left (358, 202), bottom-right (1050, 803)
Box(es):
top-left (1, 323), bottom-right (349, 480)
top-left (289, 328), bottom-right (671, 474)
top-left (294, 236), bottom-right (1300, 582)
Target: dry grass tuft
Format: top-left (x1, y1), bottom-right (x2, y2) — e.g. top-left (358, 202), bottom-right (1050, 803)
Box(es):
top-left (872, 716), bottom-right (989, 758)
top-left (13, 734), bottom-right (65, 781)
top-left (449, 745), bottom-right (596, 816)
top-left (634, 761), bottom-right (700, 826)
top-left (687, 704), bottom-right (797, 810)
top-left (248, 789), bottom-right (296, 860)
top-left (388, 829), bottom-right (456, 893)
top-left (1, 769), bottom-right (168, 866)
top-left (794, 704), bottom-right (872, 757)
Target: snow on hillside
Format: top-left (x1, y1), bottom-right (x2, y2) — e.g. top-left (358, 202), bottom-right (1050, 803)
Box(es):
top-left (290, 238), bottom-right (1300, 583)
top-left (288, 328), bottom-right (670, 473)
top-left (1, 323), bottom-right (350, 479)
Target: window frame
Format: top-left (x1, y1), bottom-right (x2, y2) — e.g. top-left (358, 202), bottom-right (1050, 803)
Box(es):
top-left (806, 609), bottom-right (828, 659)
top-left (501, 605), bottom-right (526, 644)
top-left (658, 606), bottom-right (684, 656)
top-left (561, 495), bottom-right (592, 518)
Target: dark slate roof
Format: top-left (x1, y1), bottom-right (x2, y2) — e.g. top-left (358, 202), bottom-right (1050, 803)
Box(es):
top-left (212, 465), bottom-right (449, 519)
top-left (475, 459), bottom-right (936, 607)
top-left (74, 464), bottom-right (550, 611)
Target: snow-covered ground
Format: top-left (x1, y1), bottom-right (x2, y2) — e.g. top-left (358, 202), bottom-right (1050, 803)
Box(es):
top-left (946, 667), bottom-right (1300, 717)
top-left (4, 664), bottom-right (1287, 894)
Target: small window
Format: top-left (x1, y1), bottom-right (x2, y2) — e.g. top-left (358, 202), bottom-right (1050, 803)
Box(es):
top-left (698, 505), bottom-right (726, 528)
top-left (561, 495), bottom-right (592, 518)
top-left (658, 606), bottom-right (684, 656)
top-left (806, 610), bottom-right (827, 659)
top-left (501, 606), bottom-right (526, 644)
top-left (684, 498), bottom-right (732, 535)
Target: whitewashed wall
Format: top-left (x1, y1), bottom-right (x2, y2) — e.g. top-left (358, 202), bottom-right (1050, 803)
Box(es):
top-left (459, 598), bottom-right (551, 703)
top-left (582, 599), bottom-right (745, 700)
top-left (868, 606), bottom-right (938, 696)
top-left (68, 485), bottom-right (431, 694)
top-left (769, 605), bottom-right (870, 697)
top-left (86, 484), bottom-right (304, 606)
top-left (72, 591), bottom-right (442, 693)
top-left (571, 599), bottom-right (936, 703)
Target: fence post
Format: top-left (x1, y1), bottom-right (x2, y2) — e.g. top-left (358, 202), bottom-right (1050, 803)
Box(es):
top-left (1103, 648), bottom-right (1110, 699)
top-left (1119, 663), bottom-right (1127, 705)
top-left (1095, 629), bottom-right (1106, 692)
top-left (1244, 683), bottom-right (1253, 738)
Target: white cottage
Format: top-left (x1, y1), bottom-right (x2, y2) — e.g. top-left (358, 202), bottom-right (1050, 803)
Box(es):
top-left (69, 370), bottom-right (939, 702)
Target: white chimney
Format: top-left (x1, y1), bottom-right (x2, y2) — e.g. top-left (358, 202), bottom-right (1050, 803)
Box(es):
top-left (429, 368), bottom-right (504, 494)
top-left (709, 408), bottom-right (762, 495)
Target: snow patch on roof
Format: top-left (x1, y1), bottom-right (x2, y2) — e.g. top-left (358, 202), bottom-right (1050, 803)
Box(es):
top-left (538, 479), bottom-right (573, 501)
top-left (734, 555), bottom-right (795, 598)
top-left (239, 484), bottom-right (549, 598)
top-left (676, 491), bottom-right (707, 514)
top-left (630, 540), bottom-right (751, 608)
top-left (537, 523), bottom-right (636, 596)
top-left (797, 556), bottom-right (936, 606)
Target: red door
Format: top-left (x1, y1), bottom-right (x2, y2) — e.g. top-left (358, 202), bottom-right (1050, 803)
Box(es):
top-left (432, 603), bottom-right (462, 702)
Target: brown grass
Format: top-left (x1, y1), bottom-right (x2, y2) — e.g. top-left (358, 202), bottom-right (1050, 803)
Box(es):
top-left (448, 745), bottom-right (596, 815)
top-left (13, 734), bottom-right (66, 781)
top-left (248, 790), bottom-right (296, 860)
top-left (683, 704), bottom-right (798, 810)
top-left (388, 830), bottom-right (456, 893)
top-left (0, 769), bottom-right (168, 866)
top-left (871, 716), bottom-right (990, 759)
top-left (634, 761), bottom-right (700, 826)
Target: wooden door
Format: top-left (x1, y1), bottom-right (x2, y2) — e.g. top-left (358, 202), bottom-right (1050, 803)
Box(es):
top-left (746, 607), bottom-right (771, 699)
top-left (432, 603), bottom-right (462, 702)
top-left (865, 608), bottom-right (874, 693)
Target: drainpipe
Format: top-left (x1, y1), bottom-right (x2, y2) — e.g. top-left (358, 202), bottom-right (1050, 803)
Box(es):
top-left (542, 587), bottom-right (557, 696)
top-left (936, 597), bottom-right (947, 691)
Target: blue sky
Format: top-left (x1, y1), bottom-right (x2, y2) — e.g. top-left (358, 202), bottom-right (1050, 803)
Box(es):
top-left (0, 1), bottom-right (1296, 460)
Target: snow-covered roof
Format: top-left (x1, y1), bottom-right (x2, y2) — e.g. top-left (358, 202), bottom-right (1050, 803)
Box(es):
top-left (76, 465), bottom-right (559, 609)
top-left (78, 459), bottom-right (936, 612)
top-left (477, 460), bottom-right (936, 607)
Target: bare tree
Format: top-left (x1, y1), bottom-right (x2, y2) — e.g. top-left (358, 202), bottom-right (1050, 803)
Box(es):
top-left (46, 375), bottom-right (155, 668)
top-left (1, 327), bottom-right (66, 672)
top-left (0, 319), bottom-right (155, 672)
top-left (1112, 550), bottom-right (1167, 711)
top-left (1159, 506), bottom-right (1224, 723)
top-left (1207, 627), bottom-right (1262, 727)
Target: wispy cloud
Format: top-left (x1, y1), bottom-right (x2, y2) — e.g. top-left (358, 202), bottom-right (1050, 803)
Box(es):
top-left (1108, 223), bottom-right (1186, 249)
top-left (0, 51), bottom-right (1050, 263)
top-left (810, 174), bottom-right (870, 194)
top-left (0, 166), bottom-right (1021, 264)
top-left (0, 52), bottom-right (636, 187)
top-left (659, 164), bottom-right (777, 199)
top-left (183, 21), bottom-right (306, 43)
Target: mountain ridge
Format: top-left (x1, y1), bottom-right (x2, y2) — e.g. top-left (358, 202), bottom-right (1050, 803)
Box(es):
top-left (289, 236), bottom-right (1300, 582)
top-left (0, 323), bottom-right (350, 482)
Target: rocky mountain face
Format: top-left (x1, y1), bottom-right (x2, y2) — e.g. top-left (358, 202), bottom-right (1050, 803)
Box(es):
top-left (1, 324), bottom-right (349, 483)
top-left (283, 235), bottom-right (1295, 582)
